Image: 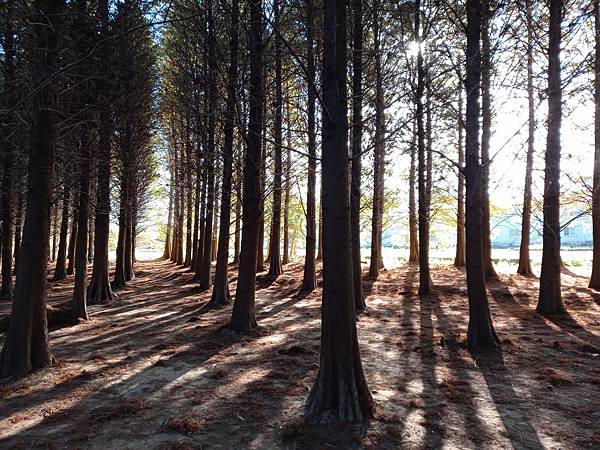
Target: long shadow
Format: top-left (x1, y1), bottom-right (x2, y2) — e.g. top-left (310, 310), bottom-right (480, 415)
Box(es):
top-left (473, 350), bottom-right (544, 450)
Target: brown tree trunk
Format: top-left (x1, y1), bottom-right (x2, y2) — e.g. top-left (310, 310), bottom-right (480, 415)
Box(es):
top-left (72, 136), bottom-right (91, 322)
top-left (481, 0), bottom-right (498, 280)
top-left (163, 166), bottom-right (174, 260)
top-left (537, 0), bottom-right (565, 315)
top-left (0, 0), bottom-right (60, 377)
top-left (301, 0), bottom-right (318, 292)
top-left (416, 0), bottom-right (432, 295)
top-left (209, 0), bottom-right (239, 308)
top-left (124, 197), bottom-right (134, 282)
top-left (590, 0), bottom-right (600, 290)
top-left (409, 117), bottom-right (419, 264)
top-left (191, 156), bottom-right (200, 268)
top-left (233, 168), bottom-right (241, 265)
top-left (282, 104), bottom-right (291, 266)
top-left (518, 0), bottom-right (536, 278)
top-left (305, 0), bottom-right (373, 423)
top-left (454, 84), bottom-right (466, 267)
top-left (112, 173), bottom-right (128, 289)
top-left (66, 192), bottom-right (78, 276)
top-left (267, 0), bottom-right (284, 279)
top-left (316, 200), bottom-right (323, 261)
top-left (184, 129), bottom-right (193, 267)
top-left (465, 0), bottom-right (499, 350)
top-left (13, 191), bottom-right (23, 274)
top-left (368, 0), bottom-right (385, 280)
top-left (351, 0), bottom-right (365, 311)
top-left (229, 0), bottom-right (262, 333)
top-left (257, 103), bottom-right (267, 273)
top-left (53, 182), bottom-right (71, 281)
top-left (51, 204), bottom-right (58, 262)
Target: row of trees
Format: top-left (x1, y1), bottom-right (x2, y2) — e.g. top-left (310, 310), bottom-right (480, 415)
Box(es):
top-left (1, 0), bottom-right (599, 425)
top-left (0, 0), bottom-right (157, 377)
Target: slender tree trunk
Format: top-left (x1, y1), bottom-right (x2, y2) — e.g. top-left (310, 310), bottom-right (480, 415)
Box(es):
top-left (368, 0), bottom-right (385, 280)
top-left (316, 200), bottom-right (323, 261)
top-left (53, 183), bottom-right (70, 281)
top-left (454, 84), bottom-right (466, 267)
top-left (409, 117), bottom-right (419, 264)
top-left (193, 165), bottom-right (207, 279)
top-left (481, 0), bottom-right (498, 279)
top-left (0, 0), bottom-right (60, 377)
top-left (591, 0), bottom-right (600, 289)
top-left (518, 0), bottom-right (536, 277)
top-left (305, 0), bottom-right (373, 423)
top-left (51, 204), bottom-right (58, 262)
top-left (233, 170), bottom-right (241, 265)
top-left (465, 0), bottom-right (499, 350)
top-left (124, 197), bottom-right (134, 282)
top-left (282, 103), bottom-right (291, 266)
top-left (184, 132), bottom-right (193, 267)
top-left (257, 104), bottom-right (267, 273)
top-left (351, 0), bottom-right (365, 310)
top-left (112, 173), bottom-right (128, 289)
top-left (302, 0), bottom-right (318, 291)
top-left (416, 0), bottom-right (432, 295)
top-left (191, 156), bottom-right (200, 268)
top-left (268, 0), bottom-right (284, 279)
top-left (72, 137), bottom-right (91, 322)
top-left (537, 0), bottom-right (565, 315)
top-left (66, 194), bottom-right (78, 276)
top-left (230, 0), bottom-right (262, 333)
top-left (13, 191), bottom-right (23, 273)
top-left (209, 0), bottom-right (239, 308)
top-left (163, 168), bottom-right (174, 260)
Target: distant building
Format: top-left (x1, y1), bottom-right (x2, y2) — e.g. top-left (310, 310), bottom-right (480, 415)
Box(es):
top-left (491, 211), bottom-right (592, 248)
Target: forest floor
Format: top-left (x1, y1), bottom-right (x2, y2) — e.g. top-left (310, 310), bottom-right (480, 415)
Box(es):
top-left (0, 259), bottom-right (599, 450)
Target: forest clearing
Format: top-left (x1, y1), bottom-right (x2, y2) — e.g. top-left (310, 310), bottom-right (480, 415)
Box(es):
top-left (1, 260), bottom-right (599, 449)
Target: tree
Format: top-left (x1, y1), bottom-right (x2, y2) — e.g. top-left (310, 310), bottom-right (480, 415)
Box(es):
top-left (464, 0), bottom-right (499, 350)
top-left (301, 0), bottom-right (318, 293)
top-left (0, 0), bottom-right (61, 378)
top-left (590, 0), bottom-right (600, 290)
top-left (536, 0), bottom-right (565, 316)
top-left (304, 0), bottom-right (373, 424)
top-left (351, 0), bottom-right (365, 311)
top-left (209, 0), bottom-right (240, 308)
top-left (229, 0), bottom-right (263, 333)
top-left (454, 83), bottom-right (466, 267)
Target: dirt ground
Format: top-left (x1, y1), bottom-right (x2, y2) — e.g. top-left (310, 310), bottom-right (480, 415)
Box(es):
top-left (0, 259), bottom-right (599, 449)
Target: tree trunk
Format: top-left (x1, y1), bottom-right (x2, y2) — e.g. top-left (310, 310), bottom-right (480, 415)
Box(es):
top-left (124, 198), bottom-right (134, 282)
top-left (191, 156), bottom-right (200, 268)
top-left (301, 0), bottom-right (318, 292)
top-left (72, 136), bottom-right (91, 322)
top-left (518, 0), bottom-right (536, 277)
top-left (209, 0), bottom-right (239, 308)
top-left (416, 0), bottom-right (432, 295)
top-left (267, 0), bottom-right (284, 279)
top-left (351, 0), bottom-right (365, 311)
top-left (0, 0), bottom-right (60, 377)
top-left (257, 104), bottom-right (267, 273)
top-left (283, 104), bottom-right (291, 266)
top-left (537, 0), bottom-right (565, 315)
top-left (454, 83), bottom-right (466, 267)
top-left (13, 191), bottom-right (23, 274)
top-left (409, 117), bottom-right (419, 264)
top-left (305, 0), bottom-right (373, 424)
top-left (229, 0), bottom-right (262, 333)
top-left (233, 169), bottom-right (241, 265)
top-left (465, 0), bottom-right (499, 350)
top-left (481, 0), bottom-right (498, 279)
top-left (368, 0), bottom-right (385, 280)
top-left (112, 174), bottom-right (128, 289)
top-left (53, 182), bottom-right (70, 281)
top-left (590, 0), bottom-right (600, 288)
top-left (66, 185), bottom-right (79, 277)
top-left (184, 131), bottom-right (193, 267)
top-left (51, 204), bottom-right (58, 262)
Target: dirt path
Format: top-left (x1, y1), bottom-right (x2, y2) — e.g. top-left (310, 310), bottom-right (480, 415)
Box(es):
top-left (0, 260), bottom-right (599, 449)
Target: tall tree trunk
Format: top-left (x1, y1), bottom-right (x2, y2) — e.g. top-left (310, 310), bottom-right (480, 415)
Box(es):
top-left (481, 0), bottom-right (497, 279)
top-left (282, 103), bottom-right (291, 266)
top-left (0, 0), bottom-right (60, 377)
top-left (193, 165), bottom-right (207, 279)
top-left (230, 0), bottom-right (263, 333)
top-left (184, 132), bottom-right (193, 267)
top-left (368, 0), bottom-right (385, 280)
top-left (191, 156), bottom-right (200, 268)
top-left (518, 0), bottom-right (536, 277)
top-left (51, 204), bottom-right (58, 262)
top-left (316, 200), bottom-right (323, 261)
top-left (301, 0), bottom-right (318, 292)
top-left (0, 0), bottom-right (16, 300)
top-left (267, 0), bottom-right (284, 279)
top-left (305, 0), bottom-right (373, 423)
top-left (53, 182), bottom-right (70, 281)
top-left (13, 191), bottom-right (23, 274)
top-left (72, 137), bottom-right (91, 322)
top-left (257, 104), bottom-right (267, 272)
top-left (124, 197), bottom-right (134, 282)
top-left (233, 168), bottom-right (241, 265)
top-left (465, 0), bottom-right (499, 350)
top-left (416, 0), bottom-right (432, 295)
top-left (112, 173), bottom-right (128, 289)
top-left (454, 83), bottom-right (466, 267)
top-left (66, 194), bottom-right (78, 276)
top-left (199, 0), bottom-right (216, 291)
top-left (163, 166), bottom-right (174, 260)
top-left (209, 0), bottom-right (239, 308)
top-left (537, 0), bottom-right (565, 315)
top-left (351, 0), bottom-right (365, 310)
top-left (592, 0), bottom-right (600, 289)
top-left (409, 117), bottom-right (419, 264)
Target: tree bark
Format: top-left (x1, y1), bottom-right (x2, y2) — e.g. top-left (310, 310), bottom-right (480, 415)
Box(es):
top-left (537, 0), bottom-right (565, 315)
top-left (518, 0), bottom-right (536, 277)
top-left (209, 0), bottom-right (239, 308)
top-left (409, 116), bottom-right (419, 264)
top-left (351, 0), bottom-right (365, 311)
top-left (590, 0), bottom-right (600, 289)
top-left (53, 182), bottom-right (70, 281)
top-left (454, 83), bottom-right (466, 267)
top-left (464, 0), bottom-right (499, 350)
top-left (229, 0), bottom-right (263, 333)
top-left (0, 0), bottom-right (60, 377)
top-left (66, 192), bottom-right (78, 276)
top-left (305, 0), bottom-right (373, 424)
top-left (112, 173), bottom-right (128, 289)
